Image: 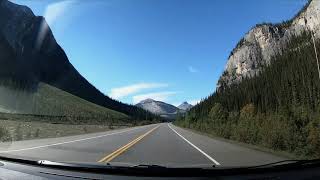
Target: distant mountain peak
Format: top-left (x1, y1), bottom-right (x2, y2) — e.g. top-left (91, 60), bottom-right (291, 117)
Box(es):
top-left (139, 98), bottom-right (155, 103)
top-left (178, 102), bottom-right (193, 111)
top-left (136, 99), bottom-right (181, 119)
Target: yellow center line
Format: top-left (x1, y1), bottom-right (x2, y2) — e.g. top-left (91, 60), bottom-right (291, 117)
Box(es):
top-left (98, 125), bottom-right (160, 163)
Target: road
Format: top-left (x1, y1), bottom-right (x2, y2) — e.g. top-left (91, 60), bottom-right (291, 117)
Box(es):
top-left (0, 123), bottom-right (286, 167)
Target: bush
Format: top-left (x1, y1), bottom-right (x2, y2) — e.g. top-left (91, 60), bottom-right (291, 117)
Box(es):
top-left (306, 120), bottom-right (320, 157)
top-left (14, 124), bottom-right (23, 141)
top-left (34, 128), bottom-right (40, 138)
top-left (0, 126), bottom-right (11, 142)
top-left (26, 131), bottom-right (32, 139)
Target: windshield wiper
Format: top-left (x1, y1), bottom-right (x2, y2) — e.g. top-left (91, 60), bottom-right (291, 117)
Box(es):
top-left (132, 164), bottom-right (168, 169)
top-left (247, 159), bottom-right (320, 169)
top-left (132, 163), bottom-right (218, 169)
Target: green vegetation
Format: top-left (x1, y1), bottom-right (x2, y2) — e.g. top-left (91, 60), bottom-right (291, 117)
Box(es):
top-left (32, 83), bottom-right (128, 120)
top-left (0, 83), bottom-right (129, 124)
top-left (175, 31), bottom-right (320, 159)
top-left (0, 119), bottom-right (130, 142)
top-left (0, 125), bottom-right (11, 142)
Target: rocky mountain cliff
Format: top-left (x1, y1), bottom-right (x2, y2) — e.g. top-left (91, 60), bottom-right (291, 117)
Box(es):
top-left (217, 0), bottom-right (320, 89)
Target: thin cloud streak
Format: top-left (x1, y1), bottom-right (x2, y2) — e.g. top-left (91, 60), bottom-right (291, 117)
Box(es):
top-left (133, 92), bottom-right (177, 104)
top-left (109, 83), bottom-right (168, 99)
top-left (188, 66), bottom-right (198, 73)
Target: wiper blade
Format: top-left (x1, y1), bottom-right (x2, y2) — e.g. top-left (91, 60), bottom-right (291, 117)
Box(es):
top-left (247, 159), bottom-right (320, 169)
top-left (0, 155), bottom-right (39, 166)
top-left (132, 164), bottom-right (217, 169)
top-left (38, 160), bottom-right (117, 170)
top-left (36, 160), bottom-right (214, 177)
top-left (132, 164), bottom-right (168, 169)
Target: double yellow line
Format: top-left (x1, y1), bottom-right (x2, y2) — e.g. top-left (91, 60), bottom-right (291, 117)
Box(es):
top-left (98, 125), bottom-right (159, 163)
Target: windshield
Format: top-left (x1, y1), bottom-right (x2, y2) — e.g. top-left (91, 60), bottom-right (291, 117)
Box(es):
top-left (0, 0), bottom-right (319, 169)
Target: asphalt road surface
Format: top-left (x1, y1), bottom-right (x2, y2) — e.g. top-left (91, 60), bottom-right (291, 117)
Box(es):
top-left (0, 123), bottom-right (286, 167)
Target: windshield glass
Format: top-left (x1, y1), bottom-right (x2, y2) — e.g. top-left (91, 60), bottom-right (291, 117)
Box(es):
top-left (0, 0), bottom-right (319, 168)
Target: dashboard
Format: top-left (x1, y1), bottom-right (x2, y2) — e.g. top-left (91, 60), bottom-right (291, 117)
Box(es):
top-left (0, 159), bottom-right (320, 179)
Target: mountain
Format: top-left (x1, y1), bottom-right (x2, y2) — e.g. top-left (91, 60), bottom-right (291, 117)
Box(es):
top-left (136, 99), bottom-right (181, 119)
top-left (217, 0), bottom-right (320, 90)
top-left (177, 102), bottom-right (193, 111)
top-left (0, 0), bottom-right (158, 121)
top-left (176, 0), bottom-right (320, 159)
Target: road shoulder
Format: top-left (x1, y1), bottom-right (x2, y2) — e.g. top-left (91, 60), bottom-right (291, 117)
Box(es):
top-left (171, 123), bottom-right (296, 160)
top-left (170, 123), bottom-right (291, 166)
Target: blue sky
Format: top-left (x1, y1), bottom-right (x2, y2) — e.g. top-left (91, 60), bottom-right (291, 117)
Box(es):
top-left (12, 0), bottom-right (307, 106)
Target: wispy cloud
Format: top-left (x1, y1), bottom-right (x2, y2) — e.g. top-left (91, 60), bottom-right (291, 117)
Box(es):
top-left (133, 92), bottom-right (177, 104)
top-left (109, 83), bottom-right (168, 99)
top-left (188, 66), bottom-right (198, 73)
top-left (36, 0), bottom-right (75, 50)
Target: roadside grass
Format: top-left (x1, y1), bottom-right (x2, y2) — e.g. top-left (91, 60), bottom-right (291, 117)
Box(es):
top-left (0, 125), bottom-right (11, 142)
top-left (173, 124), bottom-right (300, 160)
top-left (0, 82), bottom-right (157, 142)
top-left (0, 117), bottom-right (133, 142)
top-left (0, 114), bottom-right (155, 142)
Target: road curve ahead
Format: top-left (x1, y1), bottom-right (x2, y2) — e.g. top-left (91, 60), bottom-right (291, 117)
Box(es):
top-left (0, 123), bottom-right (286, 167)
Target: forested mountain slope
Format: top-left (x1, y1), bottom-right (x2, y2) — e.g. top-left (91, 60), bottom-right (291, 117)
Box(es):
top-left (176, 1), bottom-right (320, 159)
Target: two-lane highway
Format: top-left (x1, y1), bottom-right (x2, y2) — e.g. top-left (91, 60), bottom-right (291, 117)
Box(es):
top-left (0, 123), bottom-right (286, 167)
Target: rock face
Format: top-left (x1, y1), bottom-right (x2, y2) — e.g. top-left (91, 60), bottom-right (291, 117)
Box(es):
top-left (177, 102), bottom-right (193, 111)
top-left (0, 0), bottom-right (75, 84)
top-left (136, 99), bottom-right (181, 119)
top-left (218, 0), bottom-right (320, 89)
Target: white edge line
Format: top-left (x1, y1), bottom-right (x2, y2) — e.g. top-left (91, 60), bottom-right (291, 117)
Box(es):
top-left (168, 124), bottom-right (221, 166)
top-left (0, 125), bottom-right (153, 153)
